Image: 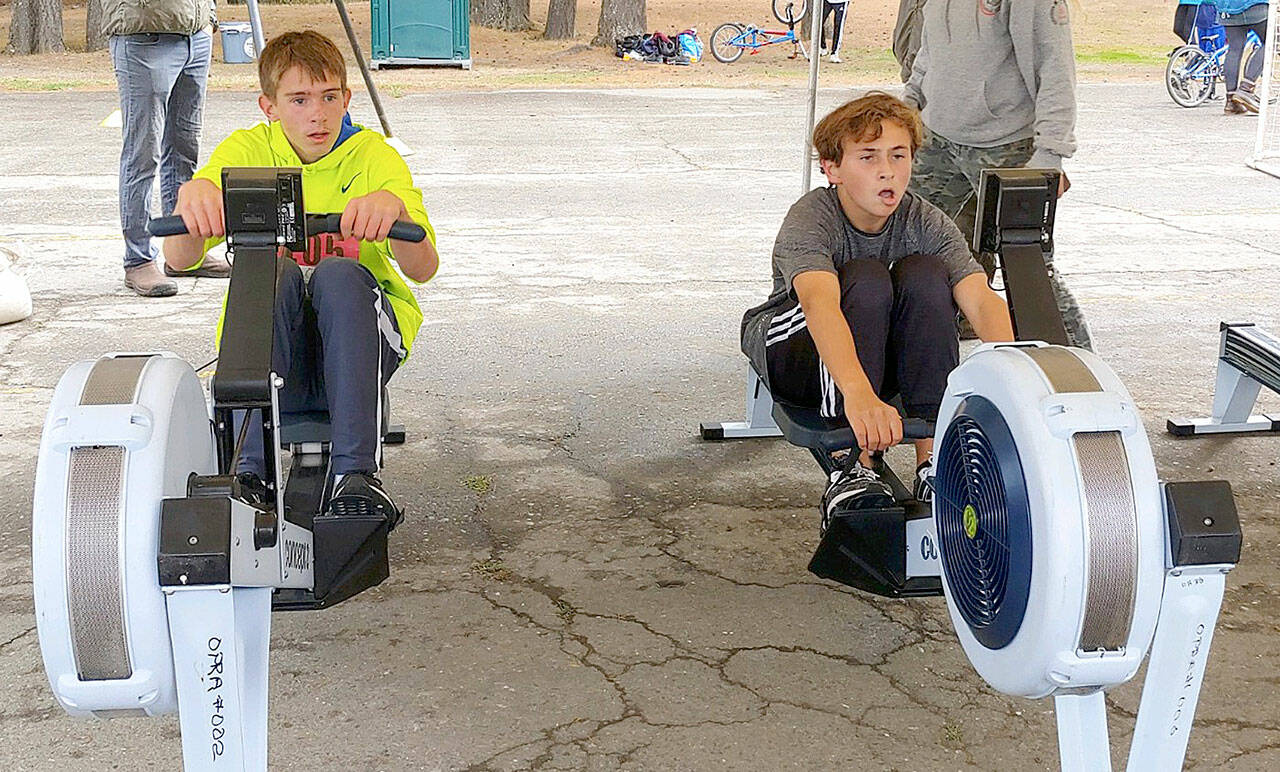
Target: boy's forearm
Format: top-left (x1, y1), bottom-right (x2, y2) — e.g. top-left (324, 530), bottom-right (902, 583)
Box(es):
top-left (972, 295), bottom-right (1015, 342)
top-left (793, 273), bottom-right (875, 400)
top-left (954, 273), bottom-right (1014, 343)
top-left (808, 304), bottom-right (876, 399)
top-left (163, 234), bottom-right (207, 271)
top-left (390, 238), bottom-right (439, 283)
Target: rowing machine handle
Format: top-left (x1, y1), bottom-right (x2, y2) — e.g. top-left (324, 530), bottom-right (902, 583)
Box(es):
top-left (307, 214), bottom-right (427, 243)
top-left (147, 215), bottom-right (427, 243)
top-left (902, 419), bottom-right (936, 441)
top-left (146, 216), bottom-right (191, 237)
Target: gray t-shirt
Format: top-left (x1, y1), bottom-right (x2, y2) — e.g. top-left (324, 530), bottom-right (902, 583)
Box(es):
top-left (740, 187), bottom-right (980, 377)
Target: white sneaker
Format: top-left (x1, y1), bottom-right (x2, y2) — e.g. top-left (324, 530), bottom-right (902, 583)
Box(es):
top-left (913, 460), bottom-right (934, 504)
top-left (829, 54), bottom-right (842, 64)
top-left (820, 461), bottom-right (894, 533)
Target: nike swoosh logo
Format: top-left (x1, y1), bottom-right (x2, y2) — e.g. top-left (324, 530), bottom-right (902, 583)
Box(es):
top-left (341, 173), bottom-right (360, 194)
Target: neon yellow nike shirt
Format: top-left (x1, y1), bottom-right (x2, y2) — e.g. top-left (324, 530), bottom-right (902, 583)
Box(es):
top-left (192, 120), bottom-right (435, 359)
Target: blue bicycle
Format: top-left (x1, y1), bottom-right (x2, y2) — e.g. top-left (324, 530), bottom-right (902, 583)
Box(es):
top-left (711, 0), bottom-right (810, 64)
top-left (1166, 6), bottom-right (1262, 107)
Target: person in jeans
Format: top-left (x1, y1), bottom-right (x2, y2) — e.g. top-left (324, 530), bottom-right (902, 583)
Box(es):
top-left (740, 93), bottom-right (1013, 524)
top-left (1219, 1), bottom-right (1270, 113)
top-left (904, 0), bottom-right (1092, 350)
top-left (106, 0), bottom-right (226, 296)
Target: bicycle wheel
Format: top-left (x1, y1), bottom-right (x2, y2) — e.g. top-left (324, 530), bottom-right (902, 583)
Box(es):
top-left (772, 0), bottom-right (809, 25)
top-left (1166, 45), bottom-right (1214, 107)
top-left (711, 23), bottom-right (746, 64)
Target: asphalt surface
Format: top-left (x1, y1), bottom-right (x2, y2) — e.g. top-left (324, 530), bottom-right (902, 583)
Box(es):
top-left (0, 83), bottom-right (1278, 770)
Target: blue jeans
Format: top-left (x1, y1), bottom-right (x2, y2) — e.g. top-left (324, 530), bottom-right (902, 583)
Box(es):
top-left (110, 31), bottom-right (211, 269)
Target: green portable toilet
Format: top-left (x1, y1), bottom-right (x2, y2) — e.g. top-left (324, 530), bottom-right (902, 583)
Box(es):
top-left (370, 0), bottom-right (472, 69)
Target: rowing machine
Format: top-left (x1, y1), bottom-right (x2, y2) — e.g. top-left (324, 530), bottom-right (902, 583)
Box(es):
top-left (769, 169), bottom-right (1242, 769)
top-left (32, 167), bottom-right (426, 770)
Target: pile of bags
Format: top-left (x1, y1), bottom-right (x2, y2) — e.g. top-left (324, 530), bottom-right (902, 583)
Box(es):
top-left (616, 29), bottom-right (703, 65)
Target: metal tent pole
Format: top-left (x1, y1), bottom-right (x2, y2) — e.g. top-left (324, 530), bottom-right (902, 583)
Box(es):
top-left (701, 0), bottom-right (823, 443)
top-left (244, 0), bottom-right (267, 55)
top-left (333, 0), bottom-right (413, 156)
top-left (802, 0), bottom-right (824, 193)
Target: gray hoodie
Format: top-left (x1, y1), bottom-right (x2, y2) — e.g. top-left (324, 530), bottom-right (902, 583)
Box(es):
top-left (903, 0), bottom-right (1077, 168)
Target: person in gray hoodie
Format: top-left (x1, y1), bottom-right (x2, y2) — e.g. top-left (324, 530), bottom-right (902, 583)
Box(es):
top-left (903, 0), bottom-right (1091, 350)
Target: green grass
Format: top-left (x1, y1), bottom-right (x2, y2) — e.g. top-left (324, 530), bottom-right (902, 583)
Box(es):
top-left (1076, 47), bottom-right (1166, 66)
top-left (552, 598), bottom-right (576, 623)
top-left (463, 474), bottom-right (492, 494)
top-left (470, 558), bottom-right (511, 581)
top-left (942, 721), bottom-right (964, 745)
top-left (0, 78), bottom-right (92, 92)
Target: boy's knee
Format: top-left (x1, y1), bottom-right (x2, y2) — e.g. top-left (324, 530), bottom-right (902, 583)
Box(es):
top-left (277, 254), bottom-right (303, 281)
top-left (275, 255), bottom-right (305, 297)
top-left (892, 254), bottom-right (951, 307)
top-left (840, 259), bottom-right (894, 310)
top-left (309, 258), bottom-right (376, 304)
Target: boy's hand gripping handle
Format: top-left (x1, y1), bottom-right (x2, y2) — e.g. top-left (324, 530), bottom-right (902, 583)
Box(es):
top-left (147, 215), bottom-right (427, 243)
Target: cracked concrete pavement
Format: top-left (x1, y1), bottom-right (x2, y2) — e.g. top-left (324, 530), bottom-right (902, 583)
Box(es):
top-left (1, 83), bottom-right (1279, 770)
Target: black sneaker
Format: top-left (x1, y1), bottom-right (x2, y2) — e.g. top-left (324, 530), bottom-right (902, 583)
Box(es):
top-left (913, 460), bottom-right (934, 504)
top-left (234, 471), bottom-right (271, 506)
top-left (820, 460), bottom-right (895, 533)
top-left (330, 472), bottom-right (404, 531)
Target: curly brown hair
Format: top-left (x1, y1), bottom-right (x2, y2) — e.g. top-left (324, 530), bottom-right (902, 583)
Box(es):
top-left (813, 91), bottom-right (923, 164)
top-left (258, 31), bottom-right (348, 99)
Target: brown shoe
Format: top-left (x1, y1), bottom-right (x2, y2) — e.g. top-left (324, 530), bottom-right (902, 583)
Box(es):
top-left (1232, 91), bottom-right (1261, 114)
top-left (1225, 98), bottom-right (1247, 114)
top-left (164, 252), bottom-right (231, 278)
top-left (124, 261), bottom-right (178, 297)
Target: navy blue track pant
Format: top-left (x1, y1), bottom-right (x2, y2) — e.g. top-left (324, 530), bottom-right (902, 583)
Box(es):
top-left (237, 257), bottom-right (404, 477)
top-left (763, 254), bottom-right (958, 423)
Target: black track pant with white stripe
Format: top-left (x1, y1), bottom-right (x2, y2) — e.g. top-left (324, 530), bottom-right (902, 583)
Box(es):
top-left (764, 254), bottom-right (958, 422)
top-left (236, 256), bottom-right (404, 477)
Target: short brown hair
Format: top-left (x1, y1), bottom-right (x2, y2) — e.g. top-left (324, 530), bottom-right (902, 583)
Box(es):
top-left (258, 31), bottom-right (347, 98)
top-left (813, 91), bottom-right (923, 164)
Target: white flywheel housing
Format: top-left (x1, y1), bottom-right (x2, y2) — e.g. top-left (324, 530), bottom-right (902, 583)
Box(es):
top-left (32, 353), bottom-right (216, 717)
top-left (932, 343), bottom-right (1165, 699)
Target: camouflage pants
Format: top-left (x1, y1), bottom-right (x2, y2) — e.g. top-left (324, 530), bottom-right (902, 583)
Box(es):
top-left (909, 128), bottom-right (1093, 350)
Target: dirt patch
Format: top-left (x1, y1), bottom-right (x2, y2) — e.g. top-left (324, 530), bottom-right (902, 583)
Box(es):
top-left (0, 0), bottom-right (1179, 92)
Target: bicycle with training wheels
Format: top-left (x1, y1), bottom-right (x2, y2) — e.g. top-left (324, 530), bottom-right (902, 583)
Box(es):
top-left (1166, 14), bottom-right (1262, 107)
top-left (711, 0), bottom-right (810, 64)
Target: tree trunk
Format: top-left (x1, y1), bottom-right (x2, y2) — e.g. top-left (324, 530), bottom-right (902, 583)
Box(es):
top-left (86, 0), bottom-right (107, 52)
top-left (592, 0), bottom-right (645, 48)
top-left (7, 0), bottom-right (65, 54)
top-left (544, 0), bottom-right (576, 40)
top-left (472, 0), bottom-right (531, 32)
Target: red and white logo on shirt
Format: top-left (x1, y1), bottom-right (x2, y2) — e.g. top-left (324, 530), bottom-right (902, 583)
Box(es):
top-left (289, 233), bottom-right (360, 267)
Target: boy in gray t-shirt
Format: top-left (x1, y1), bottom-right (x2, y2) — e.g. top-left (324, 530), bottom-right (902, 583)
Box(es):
top-left (741, 92), bottom-right (1014, 517)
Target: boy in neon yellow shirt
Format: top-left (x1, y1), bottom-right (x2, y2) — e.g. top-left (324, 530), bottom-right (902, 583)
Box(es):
top-left (164, 30), bottom-right (438, 522)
